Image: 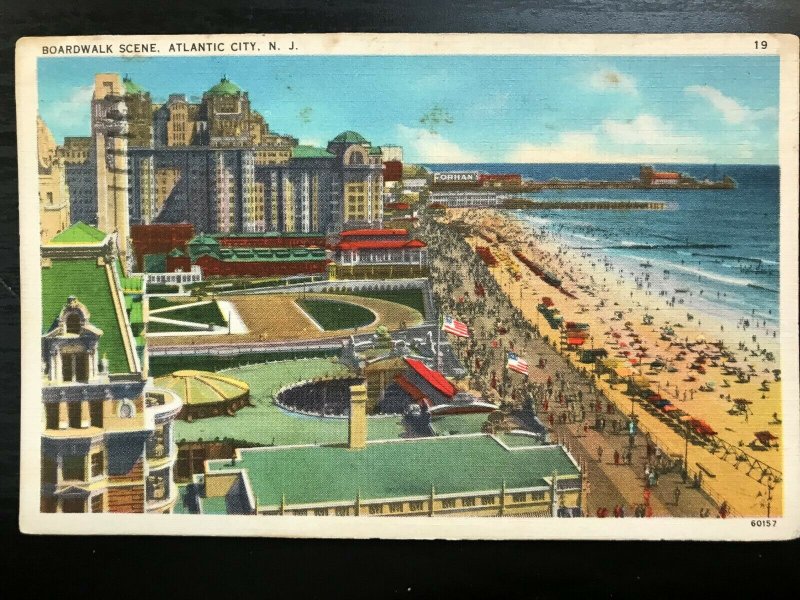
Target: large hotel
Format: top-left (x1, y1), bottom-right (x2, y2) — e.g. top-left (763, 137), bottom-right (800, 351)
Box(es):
top-left (52, 73), bottom-right (384, 260)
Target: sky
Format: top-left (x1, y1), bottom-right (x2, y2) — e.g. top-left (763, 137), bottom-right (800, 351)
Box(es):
top-left (37, 54), bottom-right (780, 164)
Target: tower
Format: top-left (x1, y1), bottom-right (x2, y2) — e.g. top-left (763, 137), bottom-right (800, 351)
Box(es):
top-left (92, 74), bottom-right (130, 270)
top-left (348, 382), bottom-right (368, 449)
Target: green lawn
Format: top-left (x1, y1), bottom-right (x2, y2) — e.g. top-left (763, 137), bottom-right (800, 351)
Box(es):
top-left (328, 288), bottom-right (427, 316)
top-left (148, 349), bottom-right (338, 377)
top-left (430, 413), bottom-right (489, 436)
top-left (173, 358), bottom-right (406, 446)
top-left (154, 301), bottom-right (227, 327)
top-left (297, 298), bottom-right (375, 331)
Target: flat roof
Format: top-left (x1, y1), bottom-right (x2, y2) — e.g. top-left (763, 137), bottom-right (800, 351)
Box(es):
top-left (209, 435), bottom-right (579, 507)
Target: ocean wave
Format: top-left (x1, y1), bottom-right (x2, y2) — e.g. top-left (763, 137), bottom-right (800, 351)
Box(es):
top-left (663, 262), bottom-right (756, 288)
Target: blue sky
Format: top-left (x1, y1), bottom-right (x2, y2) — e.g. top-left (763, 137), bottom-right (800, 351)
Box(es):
top-left (38, 55), bottom-right (779, 164)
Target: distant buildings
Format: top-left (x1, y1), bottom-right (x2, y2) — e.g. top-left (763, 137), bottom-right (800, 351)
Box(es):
top-left (37, 116), bottom-right (70, 243)
top-left (40, 222), bottom-right (182, 513)
top-left (427, 189), bottom-right (511, 208)
top-left (56, 74), bottom-right (389, 245)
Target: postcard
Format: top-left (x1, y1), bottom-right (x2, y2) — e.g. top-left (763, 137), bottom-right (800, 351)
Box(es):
top-left (16, 33), bottom-right (799, 539)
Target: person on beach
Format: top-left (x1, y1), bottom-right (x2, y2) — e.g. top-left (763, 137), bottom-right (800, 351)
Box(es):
top-left (597, 446), bottom-right (604, 462)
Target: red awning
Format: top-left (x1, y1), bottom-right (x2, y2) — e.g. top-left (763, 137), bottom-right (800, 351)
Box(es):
top-left (567, 337), bottom-right (586, 346)
top-left (403, 357), bottom-right (457, 398)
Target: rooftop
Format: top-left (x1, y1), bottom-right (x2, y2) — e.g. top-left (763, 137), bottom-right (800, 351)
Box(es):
top-left (123, 76), bottom-right (147, 95)
top-left (404, 357), bottom-right (456, 398)
top-left (335, 239), bottom-right (426, 251)
top-left (206, 76), bottom-right (243, 96)
top-left (209, 435), bottom-right (579, 507)
top-left (42, 258), bottom-right (133, 373)
top-left (340, 228), bottom-right (408, 238)
top-left (203, 247), bottom-right (328, 263)
top-left (331, 130), bottom-right (368, 144)
top-left (291, 145), bottom-right (335, 159)
top-left (154, 370), bottom-right (249, 406)
top-left (49, 222), bottom-right (108, 245)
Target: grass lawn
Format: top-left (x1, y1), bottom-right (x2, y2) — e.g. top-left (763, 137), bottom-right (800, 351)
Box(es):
top-left (328, 288), bottom-right (427, 316)
top-left (155, 301), bottom-right (227, 327)
top-left (296, 298), bottom-right (375, 331)
top-left (173, 358), bottom-right (407, 446)
top-left (430, 413), bottom-right (490, 436)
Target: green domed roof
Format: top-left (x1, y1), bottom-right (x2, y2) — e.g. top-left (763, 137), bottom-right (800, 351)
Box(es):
top-left (331, 130), bottom-right (368, 144)
top-left (206, 76), bottom-right (243, 96)
top-left (123, 76), bottom-right (147, 95)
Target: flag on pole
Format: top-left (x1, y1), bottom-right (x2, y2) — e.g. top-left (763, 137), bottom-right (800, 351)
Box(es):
top-left (442, 315), bottom-right (470, 338)
top-left (506, 352), bottom-right (529, 375)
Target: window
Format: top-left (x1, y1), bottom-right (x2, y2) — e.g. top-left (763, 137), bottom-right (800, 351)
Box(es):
top-left (90, 451), bottom-right (104, 478)
top-left (389, 502), bottom-right (403, 514)
top-left (91, 494), bottom-right (104, 513)
top-left (62, 496), bottom-right (86, 513)
top-left (441, 499), bottom-right (456, 509)
top-left (409, 501), bottom-right (424, 512)
top-left (62, 455), bottom-right (85, 481)
top-left (41, 496), bottom-right (57, 513)
top-left (532, 491), bottom-right (546, 502)
top-left (462, 497), bottom-right (476, 507)
top-left (68, 402), bottom-right (82, 428)
top-left (45, 403), bottom-right (59, 429)
top-left (90, 401), bottom-right (103, 427)
top-left (368, 504), bottom-right (383, 515)
top-left (512, 493), bottom-right (527, 503)
top-left (41, 457), bottom-right (57, 484)
top-left (66, 313), bottom-right (81, 333)
top-left (335, 507), bottom-right (349, 516)
top-left (293, 509), bottom-right (307, 516)
top-left (480, 495), bottom-right (495, 506)
top-left (313, 508), bottom-right (328, 516)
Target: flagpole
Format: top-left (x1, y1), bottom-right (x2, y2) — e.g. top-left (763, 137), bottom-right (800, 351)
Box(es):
top-left (437, 312), bottom-right (443, 371)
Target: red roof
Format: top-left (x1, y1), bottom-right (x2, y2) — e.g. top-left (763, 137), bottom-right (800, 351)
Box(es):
top-left (340, 228), bottom-right (408, 237)
top-left (404, 357), bottom-right (456, 398)
top-left (335, 239), bottom-right (427, 250)
top-left (394, 374), bottom-right (432, 407)
top-left (652, 172), bottom-right (681, 179)
top-left (384, 202), bottom-right (410, 210)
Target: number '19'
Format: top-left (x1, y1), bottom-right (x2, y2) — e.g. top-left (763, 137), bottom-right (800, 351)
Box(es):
top-left (756, 40), bottom-right (768, 49)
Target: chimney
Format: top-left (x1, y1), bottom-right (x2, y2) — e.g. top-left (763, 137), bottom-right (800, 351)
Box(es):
top-left (348, 382), bottom-right (368, 449)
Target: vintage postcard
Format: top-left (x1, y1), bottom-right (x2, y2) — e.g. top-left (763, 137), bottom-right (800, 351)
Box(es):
top-left (16, 34), bottom-right (799, 539)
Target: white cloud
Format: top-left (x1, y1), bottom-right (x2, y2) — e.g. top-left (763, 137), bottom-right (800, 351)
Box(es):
top-left (298, 138), bottom-right (322, 147)
top-left (685, 85), bottom-right (776, 124)
top-left (395, 124), bottom-right (479, 163)
top-left (507, 116), bottom-right (710, 164)
top-left (601, 114), bottom-right (704, 148)
top-left (589, 69), bottom-right (637, 94)
top-left (40, 84), bottom-right (93, 139)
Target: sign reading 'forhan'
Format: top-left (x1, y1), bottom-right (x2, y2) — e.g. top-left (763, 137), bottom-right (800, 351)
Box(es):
top-left (432, 172), bottom-right (480, 183)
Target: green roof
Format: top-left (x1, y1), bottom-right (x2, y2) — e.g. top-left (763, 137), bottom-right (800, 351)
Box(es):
top-left (144, 254), bottom-right (167, 273)
top-left (187, 234), bottom-right (220, 246)
top-left (123, 76), bottom-right (147, 95)
top-left (49, 222), bottom-right (107, 244)
top-left (202, 247), bottom-right (327, 263)
top-left (206, 77), bottom-right (243, 96)
top-left (331, 130), bottom-right (368, 144)
top-left (167, 248), bottom-right (186, 257)
top-left (291, 145), bottom-right (335, 159)
top-left (209, 435), bottom-right (580, 507)
top-left (368, 146), bottom-right (382, 155)
top-left (42, 259), bottom-right (133, 373)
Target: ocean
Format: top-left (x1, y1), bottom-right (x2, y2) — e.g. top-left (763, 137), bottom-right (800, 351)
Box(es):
top-left (424, 163), bottom-right (780, 327)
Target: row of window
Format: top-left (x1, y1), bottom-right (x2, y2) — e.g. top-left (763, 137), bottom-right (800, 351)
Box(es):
top-left (41, 493), bottom-right (103, 513)
top-left (42, 451), bottom-right (104, 483)
top-left (44, 400), bottom-right (103, 430)
top-left (286, 492), bottom-right (549, 516)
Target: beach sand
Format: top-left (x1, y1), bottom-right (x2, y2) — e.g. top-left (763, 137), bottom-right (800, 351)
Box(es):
top-left (445, 208), bottom-right (783, 517)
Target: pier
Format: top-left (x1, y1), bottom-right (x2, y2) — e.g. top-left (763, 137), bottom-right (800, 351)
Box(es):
top-left (503, 199), bottom-right (667, 210)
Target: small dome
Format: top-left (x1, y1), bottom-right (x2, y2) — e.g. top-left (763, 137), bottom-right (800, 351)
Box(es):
top-left (331, 130), bottom-right (368, 144)
top-left (123, 76), bottom-right (147, 95)
top-left (206, 76), bottom-right (243, 96)
top-left (154, 370), bottom-right (250, 421)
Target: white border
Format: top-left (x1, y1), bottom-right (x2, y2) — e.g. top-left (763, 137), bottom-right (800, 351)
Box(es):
top-left (17, 33), bottom-right (800, 539)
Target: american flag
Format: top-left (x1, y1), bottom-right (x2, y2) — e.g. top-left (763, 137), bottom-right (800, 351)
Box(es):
top-left (506, 352), bottom-right (529, 375)
top-left (442, 315), bottom-right (470, 338)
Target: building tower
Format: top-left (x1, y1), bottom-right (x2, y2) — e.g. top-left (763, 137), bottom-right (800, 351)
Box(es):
top-left (348, 382), bottom-right (368, 449)
top-left (92, 74), bottom-right (130, 270)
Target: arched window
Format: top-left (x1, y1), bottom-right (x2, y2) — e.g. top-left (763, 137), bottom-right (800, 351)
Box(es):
top-left (349, 152), bottom-right (364, 165)
top-left (66, 313), bottom-right (81, 334)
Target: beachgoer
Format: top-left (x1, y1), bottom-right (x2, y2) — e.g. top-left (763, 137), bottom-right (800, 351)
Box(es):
top-left (673, 486), bottom-right (681, 506)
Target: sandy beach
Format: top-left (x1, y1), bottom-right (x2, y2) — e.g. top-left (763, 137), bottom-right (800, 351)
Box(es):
top-left (444, 208), bottom-right (783, 517)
